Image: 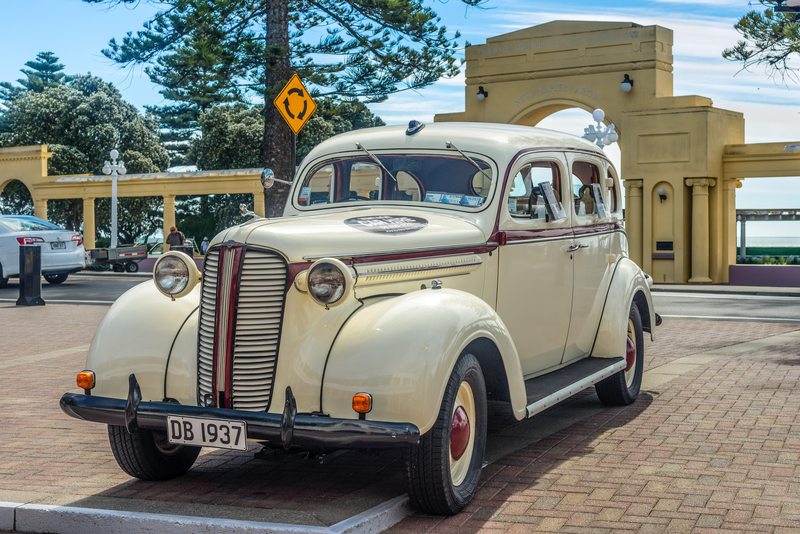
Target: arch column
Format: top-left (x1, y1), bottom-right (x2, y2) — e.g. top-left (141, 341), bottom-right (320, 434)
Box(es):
top-left (254, 190), bottom-right (266, 218)
top-left (623, 180), bottom-right (643, 268)
top-left (82, 198), bottom-right (96, 250)
top-left (685, 178), bottom-right (715, 283)
top-left (722, 179), bottom-right (742, 281)
top-left (34, 198), bottom-right (47, 221)
top-left (163, 195), bottom-right (176, 251)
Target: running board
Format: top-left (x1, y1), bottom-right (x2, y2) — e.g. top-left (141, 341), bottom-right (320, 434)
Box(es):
top-left (525, 357), bottom-right (626, 418)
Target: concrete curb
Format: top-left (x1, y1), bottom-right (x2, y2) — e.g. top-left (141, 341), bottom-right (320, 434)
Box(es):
top-left (651, 287), bottom-right (800, 297)
top-left (0, 496), bottom-right (412, 534)
top-left (0, 502), bottom-right (15, 530)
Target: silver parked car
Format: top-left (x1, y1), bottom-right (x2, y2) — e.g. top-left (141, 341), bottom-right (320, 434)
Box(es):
top-left (0, 215), bottom-right (86, 286)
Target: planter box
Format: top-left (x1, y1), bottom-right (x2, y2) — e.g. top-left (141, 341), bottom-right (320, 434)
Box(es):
top-left (729, 264), bottom-right (800, 287)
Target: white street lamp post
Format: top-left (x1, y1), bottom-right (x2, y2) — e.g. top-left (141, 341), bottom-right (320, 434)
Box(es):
top-left (102, 150), bottom-right (126, 249)
top-left (582, 109), bottom-right (619, 149)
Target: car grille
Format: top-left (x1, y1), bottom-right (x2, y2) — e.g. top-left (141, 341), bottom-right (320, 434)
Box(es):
top-left (198, 246), bottom-right (287, 412)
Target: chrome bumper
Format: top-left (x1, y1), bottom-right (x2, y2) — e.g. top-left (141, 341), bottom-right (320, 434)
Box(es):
top-left (60, 375), bottom-right (419, 450)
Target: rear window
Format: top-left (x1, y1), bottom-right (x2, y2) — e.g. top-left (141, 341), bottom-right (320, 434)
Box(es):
top-left (0, 217), bottom-right (62, 232)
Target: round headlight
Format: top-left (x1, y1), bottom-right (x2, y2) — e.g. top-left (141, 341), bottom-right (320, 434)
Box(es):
top-left (308, 260), bottom-right (350, 306)
top-left (153, 251), bottom-right (200, 299)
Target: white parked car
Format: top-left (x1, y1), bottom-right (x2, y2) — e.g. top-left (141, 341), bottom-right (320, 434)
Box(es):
top-left (0, 215), bottom-right (85, 286)
top-left (61, 122), bottom-right (657, 514)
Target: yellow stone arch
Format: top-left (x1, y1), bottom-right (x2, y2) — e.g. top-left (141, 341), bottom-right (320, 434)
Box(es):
top-left (0, 145), bottom-right (50, 219)
top-left (0, 144), bottom-right (265, 250)
top-left (435, 20), bottom-right (757, 283)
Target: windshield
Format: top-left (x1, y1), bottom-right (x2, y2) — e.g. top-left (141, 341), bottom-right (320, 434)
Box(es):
top-left (295, 154), bottom-right (495, 210)
top-left (0, 217), bottom-right (62, 232)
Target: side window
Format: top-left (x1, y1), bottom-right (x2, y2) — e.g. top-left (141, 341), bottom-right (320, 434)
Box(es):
top-left (606, 167), bottom-right (619, 212)
top-left (508, 160), bottom-right (562, 220)
top-left (571, 161), bottom-right (606, 219)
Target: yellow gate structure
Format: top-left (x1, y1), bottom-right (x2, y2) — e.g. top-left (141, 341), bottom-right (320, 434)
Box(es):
top-left (436, 21), bottom-right (800, 283)
top-left (0, 145), bottom-right (264, 250)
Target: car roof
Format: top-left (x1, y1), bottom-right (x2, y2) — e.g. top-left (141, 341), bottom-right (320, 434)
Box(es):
top-left (302, 122), bottom-right (606, 164)
top-left (0, 215), bottom-right (45, 221)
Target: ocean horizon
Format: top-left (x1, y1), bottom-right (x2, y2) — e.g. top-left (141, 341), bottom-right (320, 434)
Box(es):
top-left (739, 237), bottom-right (800, 248)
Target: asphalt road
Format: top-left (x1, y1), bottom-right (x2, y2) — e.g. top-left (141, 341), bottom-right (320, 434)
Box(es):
top-left (653, 291), bottom-right (800, 323)
top-left (0, 272), bottom-right (147, 305)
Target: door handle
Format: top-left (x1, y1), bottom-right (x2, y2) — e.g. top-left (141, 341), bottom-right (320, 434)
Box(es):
top-left (565, 243), bottom-right (589, 253)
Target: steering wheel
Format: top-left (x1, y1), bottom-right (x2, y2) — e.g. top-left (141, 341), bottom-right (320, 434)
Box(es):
top-left (334, 195), bottom-right (371, 202)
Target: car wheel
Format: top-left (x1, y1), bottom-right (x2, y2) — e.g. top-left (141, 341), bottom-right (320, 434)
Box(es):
top-left (403, 352), bottom-right (487, 515)
top-left (125, 262), bottom-right (139, 273)
top-left (107, 425), bottom-right (201, 481)
top-left (0, 264), bottom-right (7, 288)
top-left (44, 273), bottom-right (68, 285)
top-left (595, 302), bottom-right (644, 406)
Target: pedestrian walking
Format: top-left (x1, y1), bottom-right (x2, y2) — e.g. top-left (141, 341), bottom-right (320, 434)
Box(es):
top-left (202, 237), bottom-right (209, 254)
top-left (165, 226), bottom-right (185, 251)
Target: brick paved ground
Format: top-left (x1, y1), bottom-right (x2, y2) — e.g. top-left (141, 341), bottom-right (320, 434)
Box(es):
top-left (2, 301), bottom-right (800, 533)
top-left (386, 321), bottom-right (800, 534)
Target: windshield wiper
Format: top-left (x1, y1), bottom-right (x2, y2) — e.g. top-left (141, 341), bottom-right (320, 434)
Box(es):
top-left (445, 141), bottom-right (491, 182)
top-left (355, 142), bottom-right (397, 183)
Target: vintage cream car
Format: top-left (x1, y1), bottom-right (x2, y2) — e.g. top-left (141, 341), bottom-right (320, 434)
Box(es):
top-left (61, 121), bottom-right (657, 515)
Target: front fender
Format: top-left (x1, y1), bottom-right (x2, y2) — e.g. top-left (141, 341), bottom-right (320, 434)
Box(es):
top-left (321, 289), bottom-right (527, 434)
top-left (86, 281), bottom-right (200, 405)
top-left (592, 258), bottom-right (655, 360)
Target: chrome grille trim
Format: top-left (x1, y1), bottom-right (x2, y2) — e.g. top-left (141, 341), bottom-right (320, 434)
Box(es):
top-left (197, 249), bottom-right (219, 405)
top-left (231, 250), bottom-right (287, 411)
top-left (197, 246), bottom-right (287, 412)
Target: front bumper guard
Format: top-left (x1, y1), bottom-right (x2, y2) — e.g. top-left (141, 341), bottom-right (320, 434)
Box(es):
top-left (60, 374), bottom-right (419, 450)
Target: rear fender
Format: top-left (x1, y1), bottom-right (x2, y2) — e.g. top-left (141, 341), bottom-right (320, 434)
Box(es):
top-left (592, 258), bottom-right (655, 360)
top-left (320, 289), bottom-right (527, 434)
top-left (86, 282), bottom-right (200, 404)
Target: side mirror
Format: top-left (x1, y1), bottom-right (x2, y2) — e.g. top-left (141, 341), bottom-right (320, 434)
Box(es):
top-left (261, 169), bottom-right (276, 189)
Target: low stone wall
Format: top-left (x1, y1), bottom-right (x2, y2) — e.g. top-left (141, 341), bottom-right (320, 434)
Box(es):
top-left (729, 264), bottom-right (800, 287)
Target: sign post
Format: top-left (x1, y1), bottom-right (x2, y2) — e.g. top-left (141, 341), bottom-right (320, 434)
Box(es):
top-left (274, 74), bottom-right (317, 177)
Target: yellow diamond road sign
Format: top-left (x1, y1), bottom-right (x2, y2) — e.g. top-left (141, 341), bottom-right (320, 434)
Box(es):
top-left (274, 74), bottom-right (317, 135)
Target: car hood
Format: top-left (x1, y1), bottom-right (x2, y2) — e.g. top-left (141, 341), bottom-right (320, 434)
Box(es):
top-left (217, 208), bottom-right (489, 263)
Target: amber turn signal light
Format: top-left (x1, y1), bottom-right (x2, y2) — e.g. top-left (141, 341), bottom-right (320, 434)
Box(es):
top-left (77, 371), bottom-right (95, 390)
top-left (352, 393), bottom-right (372, 414)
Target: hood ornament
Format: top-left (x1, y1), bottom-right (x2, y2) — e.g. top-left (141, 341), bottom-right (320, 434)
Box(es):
top-left (240, 204), bottom-right (260, 220)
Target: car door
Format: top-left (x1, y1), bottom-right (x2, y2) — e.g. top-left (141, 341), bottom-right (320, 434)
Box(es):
top-left (495, 154), bottom-right (574, 377)
top-left (562, 156), bottom-right (620, 364)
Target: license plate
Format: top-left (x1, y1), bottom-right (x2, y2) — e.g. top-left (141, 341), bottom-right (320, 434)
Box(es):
top-left (167, 416), bottom-right (247, 450)
top-left (51, 242), bottom-right (66, 250)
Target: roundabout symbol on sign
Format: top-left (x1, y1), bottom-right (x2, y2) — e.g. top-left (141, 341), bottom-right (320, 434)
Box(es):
top-left (283, 88), bottom-right (308, 121)
top-left (274, 74), bottom-right (317, 135)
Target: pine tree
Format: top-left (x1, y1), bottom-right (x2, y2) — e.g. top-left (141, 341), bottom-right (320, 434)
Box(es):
top-left (0, 52), bottom-right (73, 101)
top-left (81, 0), bottom-right (482, 216)
top-left (723, 0), bottom-right (800, 79)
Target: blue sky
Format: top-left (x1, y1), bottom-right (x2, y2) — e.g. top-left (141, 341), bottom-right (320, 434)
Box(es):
top-left (2, 0), bottom-right (799, 237)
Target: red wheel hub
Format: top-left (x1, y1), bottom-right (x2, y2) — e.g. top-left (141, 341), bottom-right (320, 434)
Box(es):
top-left (450, 406), bottom-right (470, 461)
top-left (625, 336), bottom-right (636, 371)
